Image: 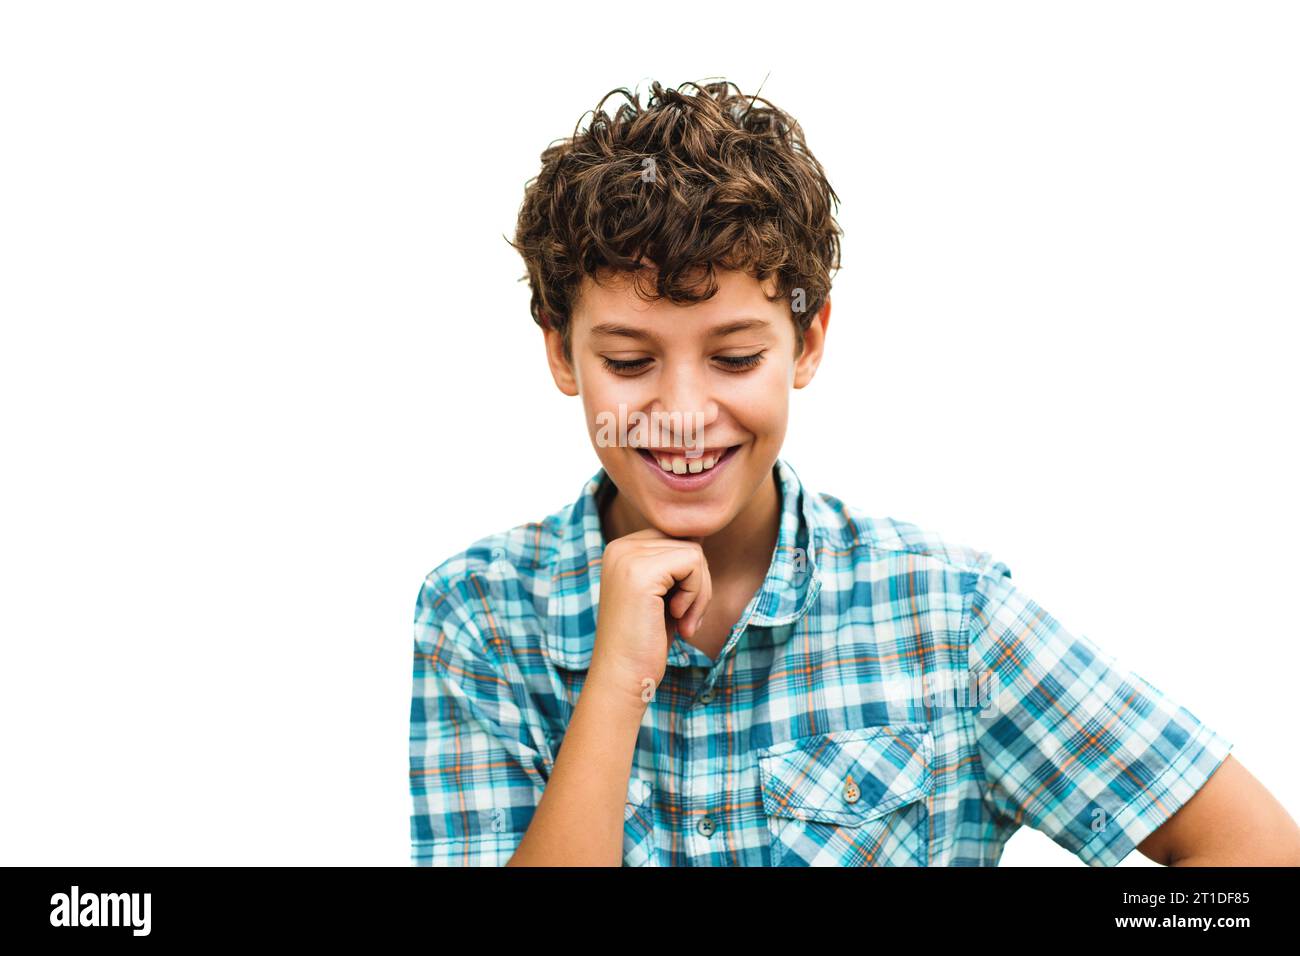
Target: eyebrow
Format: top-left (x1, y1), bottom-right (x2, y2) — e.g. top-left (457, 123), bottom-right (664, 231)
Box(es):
top-left (588, 318), bottom-right (771, 341)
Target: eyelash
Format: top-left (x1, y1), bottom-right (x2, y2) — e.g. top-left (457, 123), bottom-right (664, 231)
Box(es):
top-left (601, 351), bottom-right (767, 375)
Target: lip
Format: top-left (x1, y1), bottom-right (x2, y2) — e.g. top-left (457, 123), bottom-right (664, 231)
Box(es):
top-left (635, 444), bottom-right (741, 492)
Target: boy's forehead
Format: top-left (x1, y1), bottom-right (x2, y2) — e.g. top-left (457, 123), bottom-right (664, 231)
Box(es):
top-left (572, 266), bottom-right (785, 338)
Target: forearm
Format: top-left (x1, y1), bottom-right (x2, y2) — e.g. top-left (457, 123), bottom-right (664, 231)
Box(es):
top-left (506, 660), bottom-right (650, 866)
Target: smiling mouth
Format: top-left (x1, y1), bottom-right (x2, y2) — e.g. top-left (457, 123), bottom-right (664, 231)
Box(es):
top-left (634, 445), bottom-right (740, 475)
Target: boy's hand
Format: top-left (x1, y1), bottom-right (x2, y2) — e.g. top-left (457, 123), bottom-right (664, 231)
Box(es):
top-left (589, 528), bottom-right (712, 697)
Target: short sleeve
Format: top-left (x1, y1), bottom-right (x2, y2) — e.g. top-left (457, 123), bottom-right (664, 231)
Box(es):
top-left (409, 573), bottom-right (550, 866)
top-left (966, 559), bottom-right (1233, 867)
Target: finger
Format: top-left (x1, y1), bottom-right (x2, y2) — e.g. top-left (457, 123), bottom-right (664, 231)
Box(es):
top-left (665, 548), bottom-right (710, 638)
top-left (670, 537), bottom-right (710, 636)
top-left (616, 527), bottom-right (680, 544)
top-left (664, 602), bottom-right (679, 646)
top-left (678, 549), bottom-right (712, 638)
top-left (655, 549), bottom-right (706, 623)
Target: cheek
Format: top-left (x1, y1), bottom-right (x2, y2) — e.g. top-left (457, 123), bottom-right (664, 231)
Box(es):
top-left (582, 388), bottom-right (621, 439)
top-left (582, 384), bottom-right (642, 458)
top-left (576, 372), bottom-right (612, 421)
top-left (725, 366), bottom-right (789, 434)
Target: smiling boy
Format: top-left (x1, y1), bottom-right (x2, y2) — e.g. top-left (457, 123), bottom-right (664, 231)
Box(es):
top-left (409, 79), bottom-right (1300, 866)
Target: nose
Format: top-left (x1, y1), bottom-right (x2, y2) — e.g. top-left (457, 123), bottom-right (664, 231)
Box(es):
top-left (648, 359), bottom-right (719, 447)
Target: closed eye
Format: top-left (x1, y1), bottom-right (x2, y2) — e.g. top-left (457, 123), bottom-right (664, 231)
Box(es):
top-left (599, 351), bottom-right (768, 376)
top-left (715, 351), bottom-right (767, 371)
top-left (600, 356), bottom-right (653, 374)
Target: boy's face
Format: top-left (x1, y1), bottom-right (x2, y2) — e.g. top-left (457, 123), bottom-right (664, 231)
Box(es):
top-left (544, 266), bottom-right (829, 540)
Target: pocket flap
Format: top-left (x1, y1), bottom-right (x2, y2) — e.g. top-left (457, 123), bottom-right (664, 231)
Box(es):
top-left (758, 724), bottom-right (933, 826)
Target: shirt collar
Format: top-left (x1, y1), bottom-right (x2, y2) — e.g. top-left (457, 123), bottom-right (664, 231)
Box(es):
top-left (544, 457), bottom-right (825, 671)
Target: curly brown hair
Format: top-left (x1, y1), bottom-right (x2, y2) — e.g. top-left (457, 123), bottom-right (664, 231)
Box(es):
top-left (509, 78), bottom-right (843, 363)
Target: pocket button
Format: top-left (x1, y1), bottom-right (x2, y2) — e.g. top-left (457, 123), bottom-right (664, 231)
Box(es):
top-left (844, 774), bottom-right (860, 804)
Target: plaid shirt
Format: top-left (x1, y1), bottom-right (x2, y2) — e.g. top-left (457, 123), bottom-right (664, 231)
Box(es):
top-left (410, 458), bottom-right (1232, 866)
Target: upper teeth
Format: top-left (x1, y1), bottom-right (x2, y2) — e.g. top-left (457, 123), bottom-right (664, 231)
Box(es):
top-left (651, 450), bottom-right (725, 474)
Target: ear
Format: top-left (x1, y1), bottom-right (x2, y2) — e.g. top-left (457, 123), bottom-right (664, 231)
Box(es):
top-left (543, 325), bottom-right (579, 396)
top-left (792, 295), bottom-right (831, 389)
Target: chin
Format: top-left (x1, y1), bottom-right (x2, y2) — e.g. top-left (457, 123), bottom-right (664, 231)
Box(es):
top-left (643, 511), bottom-right (728, 539)
top-left (615, 479), bottom-right (729, 534)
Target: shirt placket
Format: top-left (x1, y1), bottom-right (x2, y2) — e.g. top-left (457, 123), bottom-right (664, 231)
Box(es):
top-left (680, 609), bottom-right (759, 864)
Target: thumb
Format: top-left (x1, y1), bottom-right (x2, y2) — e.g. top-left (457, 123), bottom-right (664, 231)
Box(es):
top-left (664, 602), bottom-right (680, 642)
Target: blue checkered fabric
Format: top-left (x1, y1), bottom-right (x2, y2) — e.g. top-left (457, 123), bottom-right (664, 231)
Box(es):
top-left (410, 458), bottom-right (1232, 865)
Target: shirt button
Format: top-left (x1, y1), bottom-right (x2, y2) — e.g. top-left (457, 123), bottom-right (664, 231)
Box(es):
top-left (699, 689), bottom-right (715, 704)
top-left (697, 816), bottom-right (716, 837)
top-left (844, 774), bottom-right (860, 804)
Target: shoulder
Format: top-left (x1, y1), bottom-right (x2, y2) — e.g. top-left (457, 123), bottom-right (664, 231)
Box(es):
top-left (807, 487), bottom-right (1011, 580)
top-left (413, 501), bottom-right (569, 646)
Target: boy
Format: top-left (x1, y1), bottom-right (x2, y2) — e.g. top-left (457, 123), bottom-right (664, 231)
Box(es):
top-left (410, 79), bottom-right (1300, 866)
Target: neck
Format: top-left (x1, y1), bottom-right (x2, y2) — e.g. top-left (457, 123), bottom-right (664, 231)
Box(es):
top-left (599, 465), bottom-right (782, 590)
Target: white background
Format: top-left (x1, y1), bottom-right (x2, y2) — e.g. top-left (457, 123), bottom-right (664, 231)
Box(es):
top-left (2, 1), bottom-right (1296, 866)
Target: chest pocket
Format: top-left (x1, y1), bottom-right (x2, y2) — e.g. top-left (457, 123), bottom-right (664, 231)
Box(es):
top-left (757, 724), bottom-right (933, 866)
